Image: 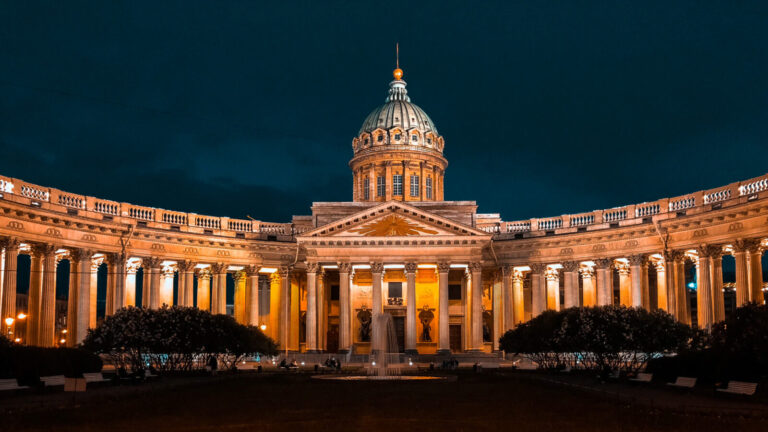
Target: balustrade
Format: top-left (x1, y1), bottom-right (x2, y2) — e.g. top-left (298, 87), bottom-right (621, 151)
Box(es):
top-left (228, 219), bottom-right (253, 232)
top-left (195, 216), bottom-right (221, 229)
top-left (570, 214), bottom-right (594, 227)
top-left (93, 201), bottom-right (119, 215)
top-left (739, 177), bottom-right (768, 196)
top-left (20, 184), bottom-right (49, 201)
top-left (57, 193), bottom-right (86, 209)
top-left (669, 196), bottom-right (695, 211)
top-left (703, 188), bottom-right (731, 204)
top-left (635, 203), bottom-right (660, 218)
top-left (604, 208), bottom-right (627, 223)
top-left (161, 211), bottom-right (188, 225)
top-left (128, 207), bottom-right (154, 221)
top-left (506, 221), bottom-right (531, 233)
top-left (537, 218), bottom-right (563, 231)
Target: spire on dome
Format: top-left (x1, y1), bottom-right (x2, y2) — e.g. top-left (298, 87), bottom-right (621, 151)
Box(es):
top-left (387, 43), bottom-right (410, 102)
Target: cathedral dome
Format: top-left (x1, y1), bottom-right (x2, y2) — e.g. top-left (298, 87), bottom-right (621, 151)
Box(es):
top-left (353, 71), bottom-right (444, 155)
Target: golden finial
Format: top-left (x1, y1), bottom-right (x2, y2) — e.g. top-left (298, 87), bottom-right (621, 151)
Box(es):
top-left (393, 42), bottom-right (403, 80)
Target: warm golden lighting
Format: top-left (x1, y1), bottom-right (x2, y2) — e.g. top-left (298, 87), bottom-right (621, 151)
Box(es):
top-left (260, 324), bottom-right (267, 331)
top-left (62, 329), bottom-right (68, 334)
top-left (393, 67), bottom-right (403, 80)
top-left (14, 338), bottom-right (21, 343)
top-left (4, 317), bottom-right (13, 327)
top-left (349, 214), bottom-right (439, 236)
top-left (17, 313), bottom-right (27, 320)
top-left (60, 339), bottom-right (66, 344)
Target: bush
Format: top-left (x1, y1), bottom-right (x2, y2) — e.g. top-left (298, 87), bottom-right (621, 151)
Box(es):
top-left (0, 335), bottom-right (102, 384)
top-left (83, 306), bottom-right (278, 372)
top-left (500, 306), bottom-right (698, 372)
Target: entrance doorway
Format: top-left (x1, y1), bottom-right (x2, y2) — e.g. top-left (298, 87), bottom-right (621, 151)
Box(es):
top-left (449, 324), bottom-right (462, 352)
top-left (326, 325), bottom-right (339, 353)
top-left (393, 316), bottom-right (405, 353)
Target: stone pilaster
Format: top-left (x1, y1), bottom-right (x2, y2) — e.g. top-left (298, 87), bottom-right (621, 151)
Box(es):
top-left (595, 258), bottom-right (613, 306)
top-left (530, 263), bottom-right (546, 317)
top-left (0, 237), bottom-right (20, 337)
top-left (246, 265), bottom-right (260, 327)
top-left (370, 262), bottom-right (384, 353)
top-left (196, 268), bottom-right (211, 311)
top-left (305, 263), bottom-right (318, 352)
top-left (338, 262), bottom-right (351, 353)
top-left (437, 261), bottom-right (451, 355)
top-left (580, 265), bottom-right (596, 307)
top-left (404, 262), bottom-right (417, 355)
top-left (38, 245), bottom-right (57, 347)
top-left (470, 262), bottom-right (483, 351)
top-left (562, 261), bottom-right (579, 309)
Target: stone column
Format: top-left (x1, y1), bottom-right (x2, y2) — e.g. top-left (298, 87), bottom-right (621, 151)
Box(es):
top-left (317, 269), bottom-right (326, 350)
top-left (580, 266), bottom-right (596, 307)
top-left (491, 270), bottom-right (502, 352)
top-left (462, 270), bottom-right (471, 350)
top-left (89, 258), bottom-right (101, 327)
top-left (628, 255), bottom-right (645, 308)
top-left (470, 262), bottom-right (483, 351)
top-left (696, 247), bottom-right (714, 331)
top-left (105, 253), bottom-right (125, 315)
top-left (38, 245), bottom-right (57, 347)
top-left (384, 162), bottom-right (393, 201)
top-left (437, 262), bottom-right (451, 354)
top-left (233, 270), bottom-right (246, 323)
top-left (747, 240), bottom-right (764, 304)
top-left (66, 252), bottom-right (81, 346)
top-left (545, 267), bottom-right (560, 311)
top-left (148, 258), bottom-right (162, 309)
top-left (370, 262), bottom-right (384, 353)
top-left (655, 259), bottom-right (668, 312)
top-left (75, 250), bottom-right (93, 345)
top-left (211, 263), bottom-right (227, 314)
top-left (642, 260), bottom-right (650, 310)
top-left (305, 263), bottom-right (318, 352)
top-left (512, 269), bottom-right (524, 325)
top-left (196, 268), bottom-right (211, 311)
top-left (338, 263), bottom-right (351, 353)
top-left (617, 260), bottom-right (632, 307)
top-left (674, 256), bottom-right (690, 325)
top-left (180, 261), bottom-right (195, 307)
top-left (160, 265), bottom-right (175, 306)
top-left (595, 259), bottom-right (612, 306)
top-left (141, 259), bottom-right (151, 308)
top-left (279, 265), bottom-right (292, 351)
top-left (530, 263), bottom-right (546, 317)
top-left (246, 265), bottom-right (260, 326)
top-left (125, 260), bottom-right (139, 307)
top-left (733, 240), bottom-right (750, 307)
top-left (405, 262), bottom-right (417, 354)
top-left (663, 251), bottom-right (682, 317)
top-left (0, 237), bottom-right (19, 336)
top-left (26, 246), bottom-right (44, 345)
top-left (562, 261), bottom-right (578, 309)
top-left (502, 265), bottom-right (514, 332)
top-left (711, 250), bottom-right (725, 323)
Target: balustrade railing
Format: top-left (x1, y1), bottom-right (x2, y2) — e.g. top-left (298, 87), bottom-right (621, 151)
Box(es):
top-left (703, 188), bottom-right (731, 204)
top-left (57, 193), bottom-right (86, 209)
top-left (0, 179), bottom-right (14, 193)
top-left (93, 201), bottom-right (119, 215)
top-left (669, 196), bottom-right (695, 211)
top-left (128, 207), bottom-right (154, 221)
top-left (537, 218), bottom-right (563, 231)
top-left (635, 203), bottom-right (660, 218)
top-left (739, 177), bottom-right (768, 196)
top-left (162, 211), bottom-right (188, 225)
top-left (195, 216), bottom-right (221, 229)
top-left (570, 214), bottom-right (594, 227)
top-left (506, 222), bottom-right (531, 233)
top-left (228, 219), bottom-right (252, 232)
top-left (604, 209), bottom-right (627, 223)
top-left (20, 184), bottom-right (49, 201)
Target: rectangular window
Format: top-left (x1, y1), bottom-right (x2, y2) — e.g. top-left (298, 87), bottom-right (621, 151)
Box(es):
top-left (388, 282), bottom-right (403, 298)
top-left (363, 177), bottom-right (370, 200)
top-left (410, 175), bottom-right (419, 197)
top-left (448, 284), bottom-right (462, 300)
top-left (426, 177), bottom-right (433, 199)
top-left (393, 174), bottom-right (403, 196)
top-left (330, 285), bottom-right (340, 301)
top-left (377, 176), bottom-right (385, 197)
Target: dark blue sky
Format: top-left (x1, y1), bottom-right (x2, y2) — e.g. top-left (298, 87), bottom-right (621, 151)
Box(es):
top-left (2, 1), bottom-right (767, 222)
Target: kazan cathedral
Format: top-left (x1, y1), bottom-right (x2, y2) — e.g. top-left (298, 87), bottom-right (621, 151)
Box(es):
top-left (0, 65), bottom-right (767, 357)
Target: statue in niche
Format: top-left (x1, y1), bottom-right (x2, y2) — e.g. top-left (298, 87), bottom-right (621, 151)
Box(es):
top-left (357, 305), bottom-right (372, 342)
top-left (482, 308), bottom-right (493, 342)
top-left (419, 305), bottom-right (435, 342)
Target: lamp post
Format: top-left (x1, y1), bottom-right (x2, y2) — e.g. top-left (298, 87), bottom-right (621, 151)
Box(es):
top-left (5, 317), bottom-right (15, 340)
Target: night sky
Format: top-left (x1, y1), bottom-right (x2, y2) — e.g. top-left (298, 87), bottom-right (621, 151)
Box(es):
top-left (2, 1), bottom-right (768, 223)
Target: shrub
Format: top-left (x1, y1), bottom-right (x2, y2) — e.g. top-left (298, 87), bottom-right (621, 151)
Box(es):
top-left (83, 306), bottom-right (278, 372)
top-left (0, 335), bottom-right (102, 384)
top-left (500, 306), bottom-right (697, 372)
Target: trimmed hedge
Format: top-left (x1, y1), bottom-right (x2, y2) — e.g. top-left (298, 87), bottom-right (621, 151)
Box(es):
top-left (0, 336), bottom-right (102, 384)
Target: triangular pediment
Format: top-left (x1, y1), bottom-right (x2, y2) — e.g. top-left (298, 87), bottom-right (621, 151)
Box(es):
top-left (298, 201), bottom-right (491, 239)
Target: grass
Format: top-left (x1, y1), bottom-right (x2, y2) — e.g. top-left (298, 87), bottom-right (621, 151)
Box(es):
top-left (2, 371), bottom-right (767, 431)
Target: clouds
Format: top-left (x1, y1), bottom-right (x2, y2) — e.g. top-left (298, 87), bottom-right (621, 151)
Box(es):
top-left (1, 1), bottom-right (767, 222)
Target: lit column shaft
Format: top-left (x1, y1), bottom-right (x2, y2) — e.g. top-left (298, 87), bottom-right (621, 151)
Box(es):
top-left (305, 264), bottom-right (318, 352)
top-left (405, 262), bottom-right (417, 354)
top-left (26, 248), bottom-right (43, 345)
top-left (338, 263), bottom-right (351, 353)
top-left (438, 262), bottom-right (450, 354)
top-left (470, 262), bottom-right (483, 351)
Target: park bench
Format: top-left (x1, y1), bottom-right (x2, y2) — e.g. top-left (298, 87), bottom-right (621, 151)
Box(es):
top-left (629, 373), bottom-right (653, 383)
top-left (40, 375), bottom-right (66, 387)
top-left (668, 377), bottom-right (696, 388)
top-left (717, 381), bottom-right (758, 396)
top-left (83, 372), bottom-right (110, 384)
top-left (0, 379), bottom-right (28, 392)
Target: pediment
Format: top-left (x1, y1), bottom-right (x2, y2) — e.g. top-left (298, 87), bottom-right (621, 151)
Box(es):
top-left (298, 201), bottom-right (491, 239)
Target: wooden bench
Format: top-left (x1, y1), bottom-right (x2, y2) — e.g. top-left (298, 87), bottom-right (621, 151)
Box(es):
top-left (629, 373), bottom-right (653, 383)
top-left (668, 376), bottom-right (696, 388)
top-left (717, 381), bottom-right (758, 396)
top-left (83, 373), bottom-right (110, 384)
top-left (0, 379), bottom-right (29, 391)
top-left (41, 375), bottom-right (66, 387)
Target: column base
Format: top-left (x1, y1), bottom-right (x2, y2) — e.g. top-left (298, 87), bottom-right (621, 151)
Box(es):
top-left (404, 349), bottom-right (419, 356)
top-left (436, 349), bottom-right (451, 356)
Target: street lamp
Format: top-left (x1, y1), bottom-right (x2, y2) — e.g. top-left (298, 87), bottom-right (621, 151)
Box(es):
top-left (259, 324), bottom-right (267, 331)
top-left (4, 317), bottom-right (14, 339)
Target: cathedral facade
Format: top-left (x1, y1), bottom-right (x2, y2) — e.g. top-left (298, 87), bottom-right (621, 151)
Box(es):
top-left (1, 67), bottom-right (767, 354)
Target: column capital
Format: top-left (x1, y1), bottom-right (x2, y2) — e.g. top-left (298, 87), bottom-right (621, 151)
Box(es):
top-left (278, 265), bottom-right (292, 278)
top-left (628, 254), bottom-right (647, 266)
top-left (197, 267), bottom-right (212, 280)
top-left (70, 248), bottom-right (94, 264)
top-left (337, 262), bottom-right (352, 273)
top-left (736, 238), bottom-right (763, 254)
top-left (232, 270), bottom-right (245, 283)
top-left (370, 262), bottom-right (384, 274)
top-left (594, 258), bottom-right (613, 270)
top-left (404, 262), bottom-right (418, 274)
top-left (545, 267), bottom-right (560, 281)
top-left (529, 263), bottom-right (546, 274)
top-left (305, 262), bottom-right (320, 274)
top-left (578, 266), bottom-right (594, 278)
top-left (698, 244), bottom-right (723, 258)
top-left (104, 252), bottom-right (126, 267)
top-left (616, 260), bottom-right (630, 275)
top-left (562, 261), bottom-right (578, 272)
top-left (0, 236), bottom-right (20, 250)
top-left (512, 269), bottom-right (524, 282)
top-left (437, 261), bottom-right (451, 274)
top-left (31, 243), bottom-right (57, 258)
top-left (245, 264), bottom-right (261, 277)
top-left (176, 259), bottom-right (195, 273)
top-left (500, 264), bottom-right (512, 277)
top-left (143, 256), bottom-right (162, 270)
top-left (469, 262), bottom-right (483, 273)
top-left (663, 249), bottom-right (685, 262)
top-left (211, 262), bottom-right (227, 274)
